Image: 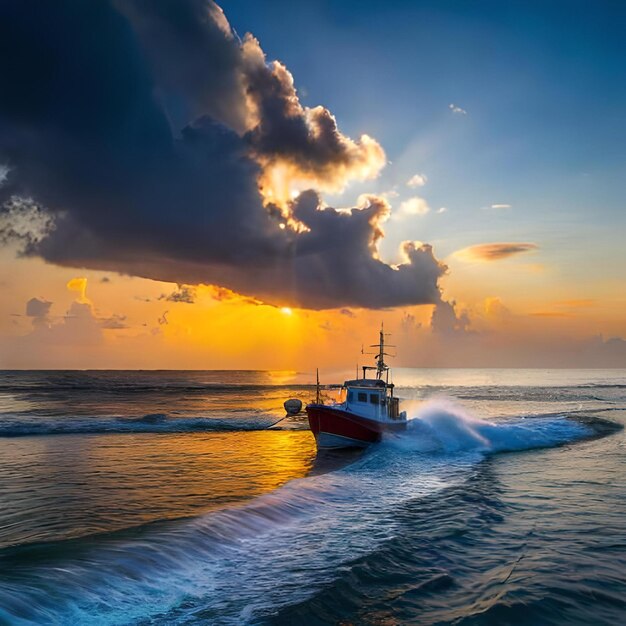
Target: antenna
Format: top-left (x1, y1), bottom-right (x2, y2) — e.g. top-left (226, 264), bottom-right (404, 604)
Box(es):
top-left (359, 322), bottom-right (398, 380)
top-left (316, 368), bottom-right (320, 404)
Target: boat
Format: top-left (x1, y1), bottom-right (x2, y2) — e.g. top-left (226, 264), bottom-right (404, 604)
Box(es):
top-left (306, 325), bottom-right (408, 449)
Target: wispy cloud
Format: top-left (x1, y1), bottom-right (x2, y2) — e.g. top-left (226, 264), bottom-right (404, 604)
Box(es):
top-left (380, 189), bottom-right (399, 200)
top-left (489, 203), bottom-right (512, 209)
top-left (529, 311), bottom-right (574, 318)
top-left (454, 242), bottom-right (538, 262)
top-left (449, 103), bottom-right (467, 115)
top-left (436, 207), bottom-right (447, 214)
top-left (407, 173), bottom-right (427, 188)
top-left (553, 299), bottom-right (595, 308)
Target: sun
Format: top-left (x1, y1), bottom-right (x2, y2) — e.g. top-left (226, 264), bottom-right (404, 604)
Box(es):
top-left (280, 307), bottom-right (293, 316)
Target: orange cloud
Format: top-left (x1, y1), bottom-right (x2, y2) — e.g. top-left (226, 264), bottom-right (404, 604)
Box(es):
top-left (66, 277), bottom-right (89, 303)
top-left (553, 299), bottom-right (595, 308)
top-left (529, 311), bottom-right (575, 318)
top-left (242, 36), bottom-right (386, 212)
top-left (455, 242), bottom-right (538, 262)
top-left (484, 296), bottom-right (511, 319)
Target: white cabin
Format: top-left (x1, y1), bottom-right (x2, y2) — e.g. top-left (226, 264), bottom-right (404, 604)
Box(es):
top-left (334, 378), bottom-right (406, 423)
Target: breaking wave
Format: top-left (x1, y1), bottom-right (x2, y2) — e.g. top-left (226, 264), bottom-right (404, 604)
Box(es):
top-left (393, 398), bottom-right (599, 453)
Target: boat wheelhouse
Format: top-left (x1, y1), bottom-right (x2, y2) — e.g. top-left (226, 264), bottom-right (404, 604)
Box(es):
top-left (306, 326), bottom-right (407, 449)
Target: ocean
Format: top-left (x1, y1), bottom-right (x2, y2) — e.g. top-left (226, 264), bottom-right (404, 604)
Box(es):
top-left (0, 369), bottom-right (624, 625)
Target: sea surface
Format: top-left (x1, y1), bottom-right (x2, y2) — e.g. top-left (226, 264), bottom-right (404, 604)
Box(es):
top-left (0, 368), bottom-right (624, 625)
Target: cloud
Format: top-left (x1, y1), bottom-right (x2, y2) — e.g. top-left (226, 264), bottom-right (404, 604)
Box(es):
top-left (66, 277), bottom-right (89, 303)
top-left (26, 297), bottom-right (52, 318)
top-left (160, 284), bottom-right (197, 304)
top-left (0, 197), bottom-right (52, 247)
top-left (489, 203), bottom-right (512, 209)
top-left (400, 311), bottom-right (421, 333)
top-left (398, 196), bottom-right (430, 217)
top-left (449, 103), bottom-right (467, 115)
top-left (243, 40), bottom-right (386, 205)
top-left (21, 297), bottom-right (103, 346)
top-left (529, 311), bottom-right (574, 318)
top-left (380, 189), bottom-right (399, 200)
top-left (553, 299), bottom-right (595, 308)
top-left (99, 313), bottom-right (129, 329)
top-left (204, 284), bottom-right (261, 305)
top-left (483, 296), bottom-right (511, 320)
top-left (339, 308), bottom-right (355, 318)
top-left (436, 207), bottom-right (447, 214)
top-left (430, 299), bottom-right (470, 337)
top-left (284, 191), bottom-right (445, 308)
top-left (0, 0), bottom-right (443, 311)
top-left (407, 173), bottom-right (427, 188)
top-left (25, 297), bottom-right (52, 327)
top-left (454, 242), bottom-right (538, 262)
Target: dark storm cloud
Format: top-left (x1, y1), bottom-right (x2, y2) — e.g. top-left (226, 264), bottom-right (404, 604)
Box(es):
top-left (116, 0), bottom-right (249, 132)
top-left (0, 0), bottom-right (444, 309)
top-left (243, 52), bottom-right (385, 183)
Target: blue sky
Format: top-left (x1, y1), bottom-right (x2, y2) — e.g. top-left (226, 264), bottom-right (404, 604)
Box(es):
top-left (225, 0), bottom-right (626, 265)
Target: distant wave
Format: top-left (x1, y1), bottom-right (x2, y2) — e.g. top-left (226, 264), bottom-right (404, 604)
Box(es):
top-left (0, 382), bottom-right (317, 394)
top-left (0, 412), bottom-right (288, 437)
top-left (574, 383), bottom-right (626, 389)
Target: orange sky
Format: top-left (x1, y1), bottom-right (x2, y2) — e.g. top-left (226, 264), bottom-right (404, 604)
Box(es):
top-left (1, 242), bottom-right (623, 370)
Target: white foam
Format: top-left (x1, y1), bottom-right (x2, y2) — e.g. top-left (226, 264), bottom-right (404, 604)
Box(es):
top-left (389, 397), bottom-right (591, 454)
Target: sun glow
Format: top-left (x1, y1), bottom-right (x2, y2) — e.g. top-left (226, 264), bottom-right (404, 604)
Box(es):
top-left (281, 307), bottom-right (293, 315)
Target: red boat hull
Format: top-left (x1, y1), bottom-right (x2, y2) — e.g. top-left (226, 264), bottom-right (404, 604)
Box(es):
top-left (306, 404), bottom-right (406, 449)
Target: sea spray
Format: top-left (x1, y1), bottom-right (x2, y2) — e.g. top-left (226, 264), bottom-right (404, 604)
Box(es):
top-left (385, 398), bottom-right (593, 454)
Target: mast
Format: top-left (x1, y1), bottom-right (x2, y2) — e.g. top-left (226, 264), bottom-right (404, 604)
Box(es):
top-left (375, 323), bottom-right (386, 379)
top-left (316, 368), bottom-right (320, 403)
top-left (370, 322), bottom-right (394, 380)
top-left (361, 323), bottom-right (395, 381)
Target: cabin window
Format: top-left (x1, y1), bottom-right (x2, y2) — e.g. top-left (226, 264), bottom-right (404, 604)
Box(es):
top-left (347, 391), bottom-right (353, 402)
top-left (357, 392), bottom-right (367, 403)
top-left (370, 393), bottom-right (379, 405)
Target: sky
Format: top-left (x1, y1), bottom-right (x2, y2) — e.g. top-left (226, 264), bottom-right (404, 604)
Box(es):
top-left (0, 0), bottom-right (624, 369)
